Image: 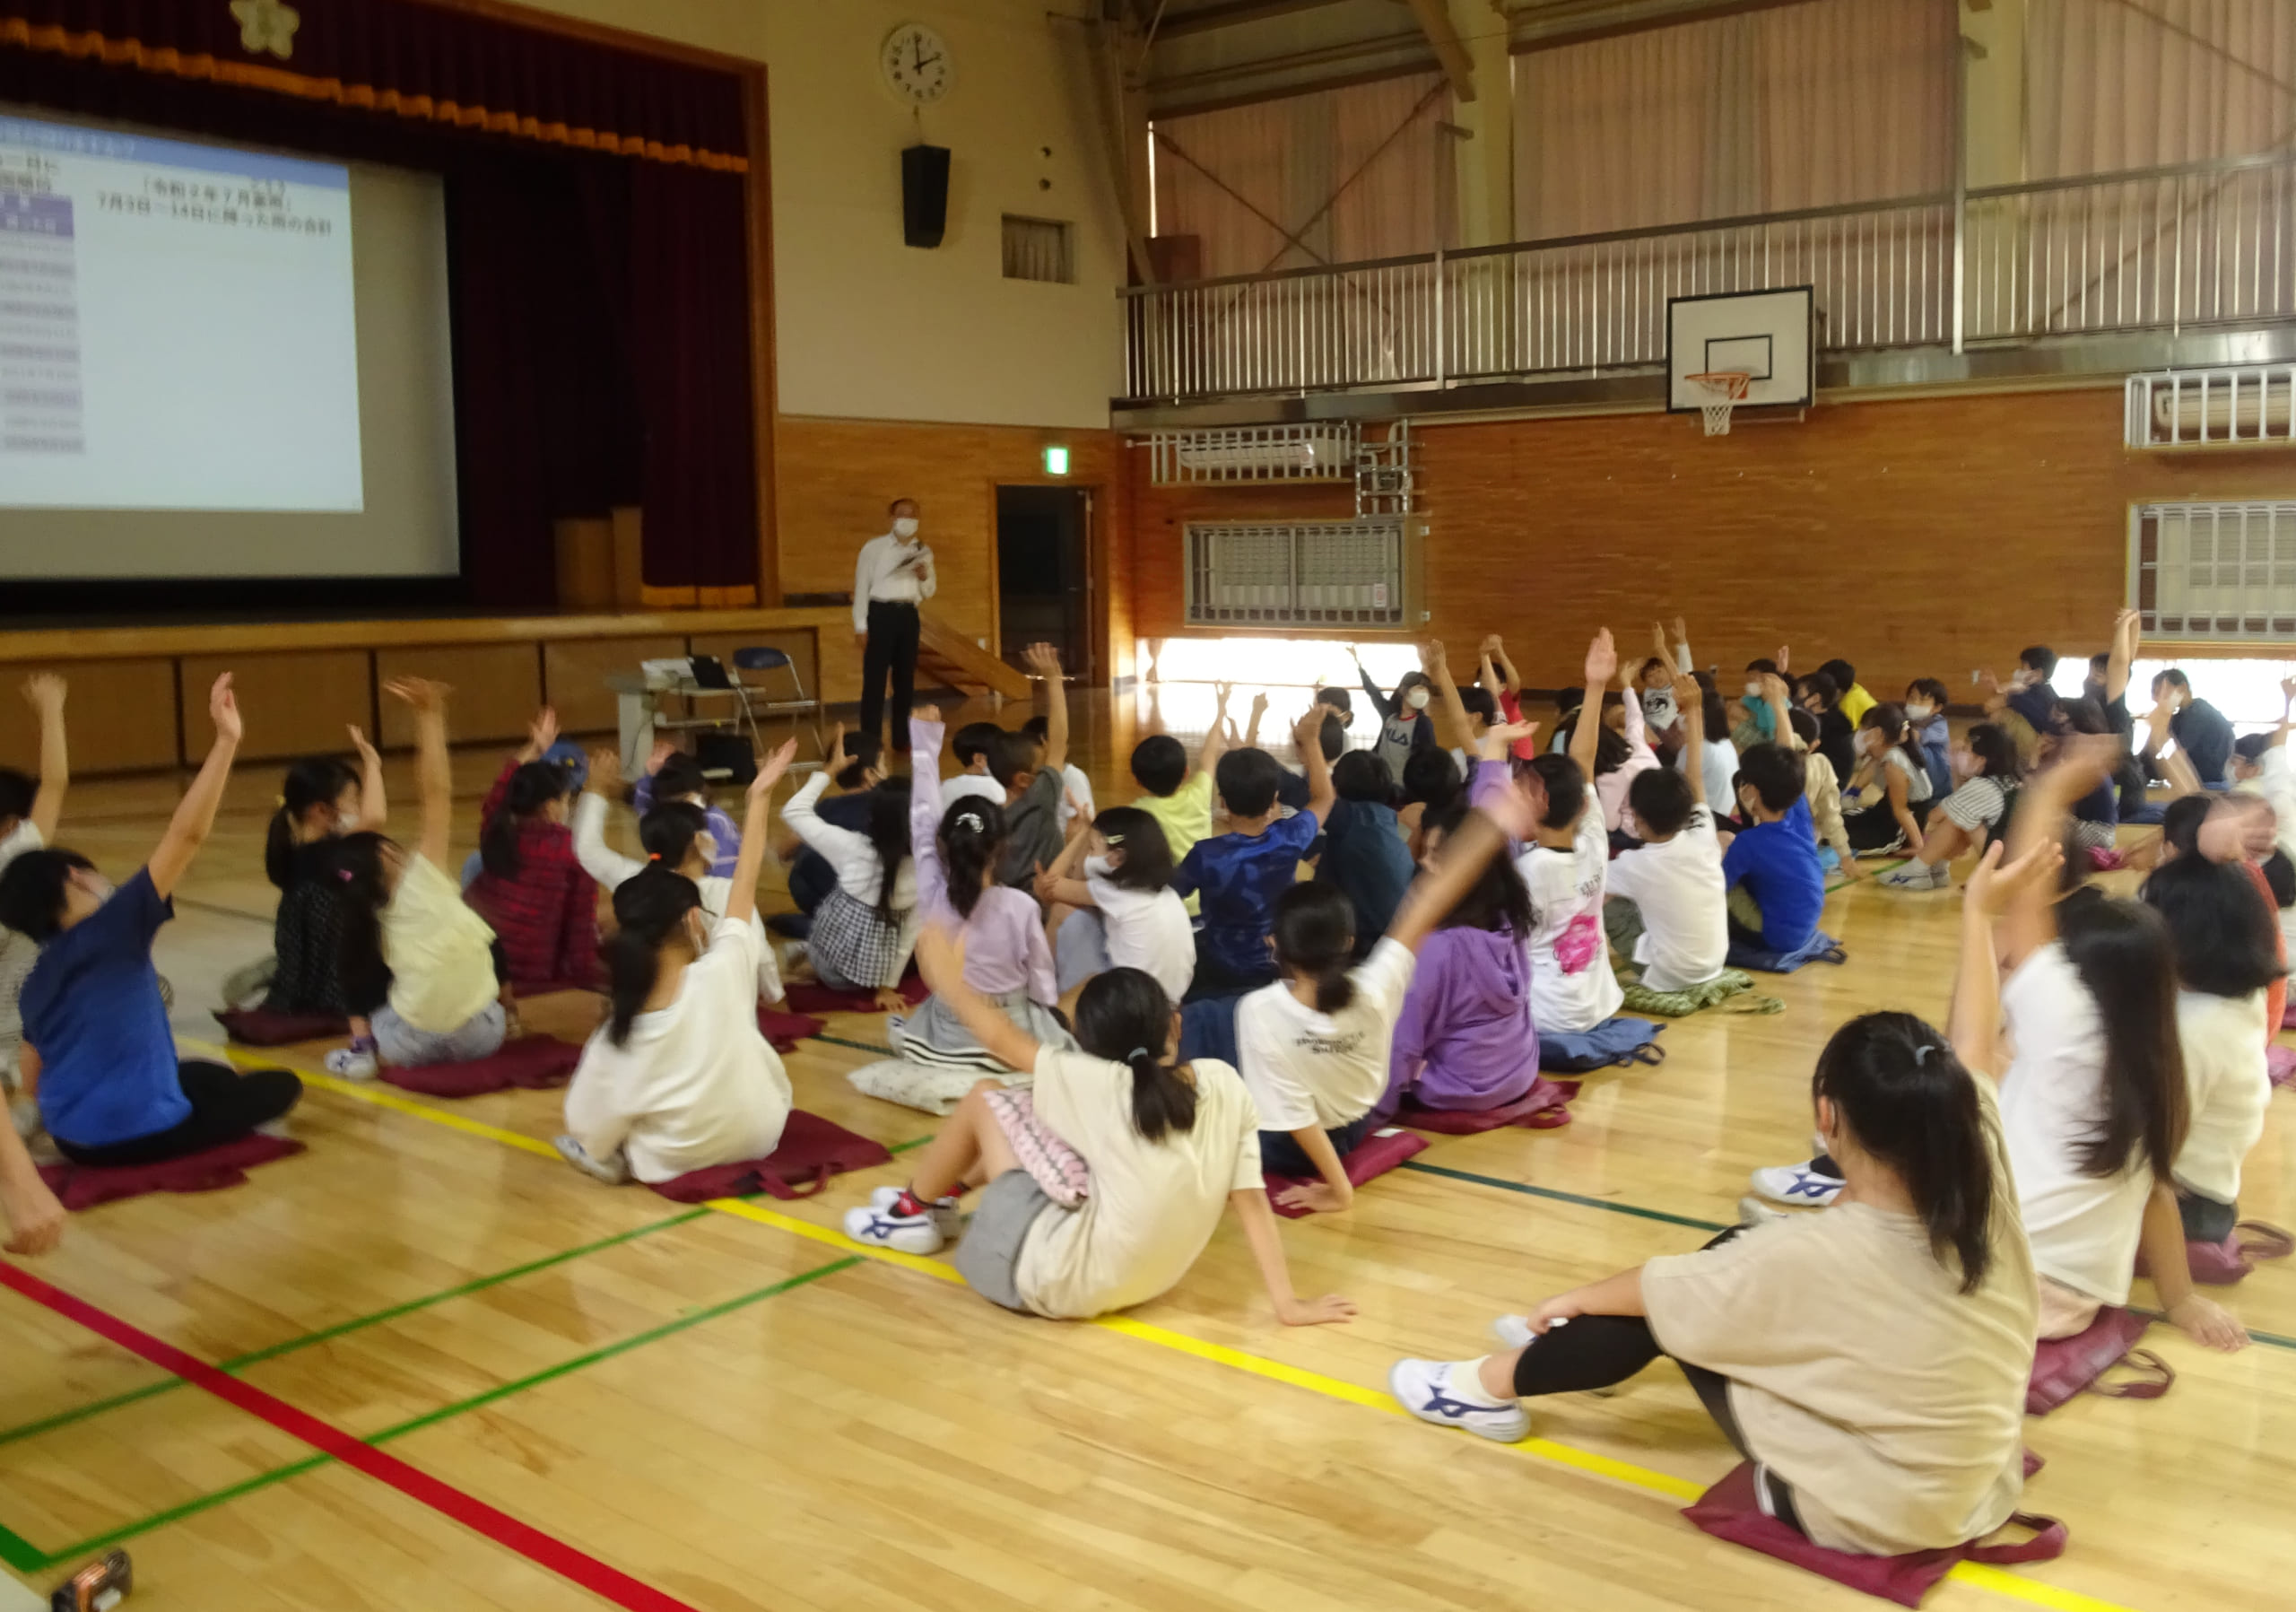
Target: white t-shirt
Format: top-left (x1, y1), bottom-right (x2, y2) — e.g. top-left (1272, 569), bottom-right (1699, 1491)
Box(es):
top-left (2172, 988), bottom-right (2270, 1206)
top-left (1013, 1047), bottom-right (1265, 1319)
top-left (1055, 763), bottom-right (1096, 833)
top-left (1603, 807), bottom-right (1727, 992)
top-left (942, 772), bottom-right (1004, 811)
top-left (1086, 870), bottom-right (1195, 1004)
top-left (0, 819), bottom-right (38, 880)
top-left (572, 793), bottom-right (780, 1004)
top-left (564, 915), bottom-right (793, 1184)
top-left (1996, 941), bottom-right (2152, 1304)
top-left (1518, 810), bottom-right (1624, 1033)
top-left (1233, 937), bottom-right (1416, 1133)
top-left (1675, 736), bottom-right (1740, 821)
top-left (383, 852), bottom-right (501, 1033)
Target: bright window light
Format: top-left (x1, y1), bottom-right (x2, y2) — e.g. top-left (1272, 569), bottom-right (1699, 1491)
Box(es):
top-left (2048, 655), bottom-right (2296, 729)
top-left (1142, 635), bottom-right (1423, 691)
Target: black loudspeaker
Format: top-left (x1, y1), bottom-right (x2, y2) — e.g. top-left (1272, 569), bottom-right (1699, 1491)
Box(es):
top-left (902, 144), bottom-right (951, 248)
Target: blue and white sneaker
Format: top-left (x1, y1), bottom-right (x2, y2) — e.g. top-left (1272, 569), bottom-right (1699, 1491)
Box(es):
top-left (1750, 1160), bottom-right (1845, 1207)
top-left (1387, 1357), bottom-right (1530, 1442)
top-left (844, 1189), bottom-right (960, 1254)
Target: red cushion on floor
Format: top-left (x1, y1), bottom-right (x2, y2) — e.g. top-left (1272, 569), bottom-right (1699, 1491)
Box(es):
top-left (379, 1036), bottom-right (581, 1098)
top-left (643, 1111), bottom-right (892, 1203)
top-left (1265, 1128), bottom-right (1428, 1217)
top-left (39, 1135), bottom-right (307, 1211)
top-left (1683, 1462), bottom-right (2066, 1608)
top-left (781, 977), bottom-right (928, 1015)
top-left (1395, 1078), bottom-right (1574, 1135)
top-left (2136, 1221), bottom-right (2295, 1286)
top-left (214, 1007), bottom-right (350, 1046)
top-left (758, 1007), bottom-right (825, 1052)
top-left (2026, 1307), bottom-right (2170, 1416)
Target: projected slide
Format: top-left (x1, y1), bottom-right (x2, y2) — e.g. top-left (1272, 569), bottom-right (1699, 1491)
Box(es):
top-left (0, 112), bottom-right (361, 510)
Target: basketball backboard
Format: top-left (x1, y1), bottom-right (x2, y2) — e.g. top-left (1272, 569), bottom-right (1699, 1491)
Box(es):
top-left (1665, 287), bottom-right (1815, 415)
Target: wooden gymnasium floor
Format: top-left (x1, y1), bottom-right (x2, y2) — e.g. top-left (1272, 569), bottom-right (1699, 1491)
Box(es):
top-left (1, 687), bottom-right (2291, 1612)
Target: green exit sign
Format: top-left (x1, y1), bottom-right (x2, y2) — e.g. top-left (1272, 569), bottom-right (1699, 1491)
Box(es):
top-left (1042, 445), bottom-right (1070, 475)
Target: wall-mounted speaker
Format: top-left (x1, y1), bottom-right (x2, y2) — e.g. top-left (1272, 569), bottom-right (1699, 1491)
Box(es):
top-left (902, 144), bottom-right (951, 248)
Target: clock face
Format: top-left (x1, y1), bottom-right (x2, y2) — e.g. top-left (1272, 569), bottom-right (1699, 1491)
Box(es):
top-left (882, 22), bottom-right (953, 104)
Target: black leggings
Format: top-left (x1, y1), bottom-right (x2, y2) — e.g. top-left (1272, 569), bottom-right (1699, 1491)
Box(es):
top-left (57, 1060), bottom-right (304, 1168)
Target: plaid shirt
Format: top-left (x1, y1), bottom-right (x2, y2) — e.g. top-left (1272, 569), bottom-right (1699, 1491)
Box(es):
top-left (465, 760), bottom-right (599, 989)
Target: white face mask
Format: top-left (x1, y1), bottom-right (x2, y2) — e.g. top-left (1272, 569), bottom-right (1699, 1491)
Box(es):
top-left (891, 517), bottom-right (920, 539)
top-left (1744, 680), bottom-right (1764, 700)
top-left (1904, 702), bottom-right (1933, 721)
top-left (1083, 854), bottom-right (1113, 878)
top-left (1404, 686), bottom-right (1430, 710)
top-left (335, 809), bottom-right (361, 833)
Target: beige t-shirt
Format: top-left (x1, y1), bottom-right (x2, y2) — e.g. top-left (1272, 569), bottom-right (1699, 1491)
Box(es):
top-left (1013, 1047), bottom-right (1265, 1320)
top-left (1642, 1084), bottom-right (2037, 1556)
top-left (384, 852), bottom-right (501, 1033)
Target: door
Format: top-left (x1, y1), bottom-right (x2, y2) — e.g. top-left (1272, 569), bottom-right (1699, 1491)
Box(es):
top-left (996, 484), bottom-right (1091, 679)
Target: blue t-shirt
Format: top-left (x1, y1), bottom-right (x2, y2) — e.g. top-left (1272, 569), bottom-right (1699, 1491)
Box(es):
top-left (1318, 798), bottom-right (1414, 954)
top-left (1720, 797), bottom-right (1825, 951)
top-left (20, 868), bottom-right (189, 1148)
top-left (1173, 811), bottom-right (1321, 979)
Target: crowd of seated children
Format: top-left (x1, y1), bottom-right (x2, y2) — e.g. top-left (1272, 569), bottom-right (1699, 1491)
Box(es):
top-left (634, 741), bottom-right (743, 877)
top-left (465, 706), bottom-right (597, 992)
top-left (780, 724), bottom-right (917, 1010)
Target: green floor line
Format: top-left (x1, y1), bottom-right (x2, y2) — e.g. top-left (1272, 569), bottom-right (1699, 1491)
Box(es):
top-left (19, 1254), bottom-right (862, 1572)
top-left (813, 1033), bottom-right (896, 1058)
top-left (0, 1207), bottom-right (712, 1451)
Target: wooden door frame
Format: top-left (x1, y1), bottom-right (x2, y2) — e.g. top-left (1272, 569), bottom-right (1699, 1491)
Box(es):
top-left (987, 480), bottom-right (1100, 685)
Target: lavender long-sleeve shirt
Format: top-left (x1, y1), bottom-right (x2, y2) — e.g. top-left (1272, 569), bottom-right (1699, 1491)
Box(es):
top-left (910, 719), bottom-right (1058, 1006)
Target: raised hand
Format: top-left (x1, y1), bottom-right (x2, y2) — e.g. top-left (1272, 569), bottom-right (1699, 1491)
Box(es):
top-left (346, 723), bottom-right (378, 766)
top-left (1293, 703), bottom-right (1335, 747)
top-left (827, 720), bottom-right (848, 765)
top-left (647, 736), bottom-right (678, 774)
top-left (1672, 615), bottom-right (1689, 644)
top-left (1022, 641), bottom-right (1064, 679)
top-left (1482, 718), bottom-right (1539, 761)
top-left (586, 746), bottom-right (623, 796)
top-left (383, 676), bottom-right (450, 713)
top-left (21, 673), bottom-right (64, 716)
top-left (1248, 691), bottom-right (1269, 722)
top-left (1422, 639), bottom-right (1448, 676)
top-left (1776, 645), bottom-right (1791, 674)
top-left (1213, 681), bottom-right (1233, 712)
top-left (209, 673), bottom-right (242, 746)
top-left (522, 706), bottom-right (561, 762)
top-left (1962, 837), bottom-right (2061, 922)
top-left (1478, 633), bottom-right (1502, 658)
top-left (1672, 671), bottom-right (1702, 710)
top-left (1584, 628), bottom-right (1617, 689)
top-left (1481, 777), bottom-right (1544, 842)
top-left (750, 736), bottom-right (801, 798)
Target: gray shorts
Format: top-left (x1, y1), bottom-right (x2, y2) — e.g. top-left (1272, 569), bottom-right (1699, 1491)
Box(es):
top-left (951, 1168), bottom-right (1056, 1311)
top-left (375, 1000), bottom-right (508, 1067)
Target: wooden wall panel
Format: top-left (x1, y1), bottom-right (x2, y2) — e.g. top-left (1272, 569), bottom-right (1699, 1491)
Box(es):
top-left (0, 659), bottom-right (178, 776)
top-left (774, 416), bottom-right (1126, 683)
top-left (543, 636), bottom-right (685, 736)
top-left (1125, 388), bottom-right (2296, 694)
top-left (374, 645), bottom-right (543, 748)
top-left (179, 650), bottom-right (373, 765)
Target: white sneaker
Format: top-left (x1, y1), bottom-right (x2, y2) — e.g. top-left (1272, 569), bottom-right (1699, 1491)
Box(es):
top-left (324, 1046), bottom-right (378, 1080)
top-left (1876, 860), bottom-right (1948, 891)
top-left (865, 1185), bottom-right (961, 1239)
top-left (844, 1198), bottom-right (949, 1254)
top-left (1750, 1160), bottom-right (1845, 1207)
top-left (1387, 1357), bottom-right (1530, 1442)
top-left (553, 1135), bottom-right (631, 1185)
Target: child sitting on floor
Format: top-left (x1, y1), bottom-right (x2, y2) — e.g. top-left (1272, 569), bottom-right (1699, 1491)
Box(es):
top-left (1676, 678), bottom-right (1738, 821)
top-left (635, 742), bottom-right (743, 876)
top-left (1605, 673), bottom-right (1726, 995)
top-left (326, 680), bottom-right (514, 1078)
top-left (845, 927), bottom-right (1355, 1329)
top-left (465, 707), bottom-right (598, 992)
top-left (778, 731), bottom-right (891, 924)
top-left (1722, 743), bottom-right (1828, 959)
top-left (1905, 677), bottom-right (1955, 799)
top-left (1239, 787), bottom-right (1529, 1213)
top-left (1, 675), bottom-right (305, 1167)
top-left (781, 725), bottom-right (917, 1011)
top-left (1317, 750), bottom-right (1414, 956)
top-left (1839, 702), bottom-right (1934, 858)
top-left (256, 735), bottom-right (386, 1020)
top-left (1127, 684), bottom-right (1235, 904)
top-left (1877, 723), bottom-right (2022, 891)
top-left (1388, 839), bottom-right (2043, 1560)
top-left (992, 643), bottom-right (1073, 890)
top-left (1516, 632), bottom-right (1626, 1035)
top-left (1020, 713), bottom-right (1095, 833)
top-left (1171, 708), bottom-right (1338, 999)
top-left (891, 707), bottom-right (1073, 1073)
top-left (554, 742), bottom-right (798, 1186)
top-left (2, 675), bottom-right (68, 1085)
top-left (1038, 805), bottom-right (1194, 1006)
top-left (944, 721), bottom-right (1009, 810)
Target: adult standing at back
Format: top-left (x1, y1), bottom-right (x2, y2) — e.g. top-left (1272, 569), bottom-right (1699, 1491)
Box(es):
top-left (854, 498), bottom-right (936, 757)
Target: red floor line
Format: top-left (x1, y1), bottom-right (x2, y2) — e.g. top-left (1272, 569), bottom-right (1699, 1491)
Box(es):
top-left (0, 1260), bottom-right (698, 1612)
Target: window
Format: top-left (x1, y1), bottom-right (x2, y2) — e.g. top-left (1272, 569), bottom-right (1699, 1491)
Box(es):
top-left (1185, 520), bottom-right (1408, 627)
top-left (1001, 215), bottom-right (1073, 283)
top-left (2130, 501), bottom-right (2296, 640)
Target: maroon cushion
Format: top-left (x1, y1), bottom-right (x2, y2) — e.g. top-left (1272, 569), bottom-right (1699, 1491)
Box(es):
top-left (643, 1111), bottom-right (892, 1203)
top-left (379, 1036), bottom-right (581, 1097)
top-left (2270, 1044), bottom-right (2296, 1090)
top-left (2026, 1307), bottom-right (2171, 1416)
top-left (39, 1136), bottom-right (307, 1211)
top-left (758, 1007), bottom-right (825, 1052)
top-left (781, 977), bottom-right (928, 1015)
top-left (1683, 1462), bottom-right (2066, 1608)
top-left (2136, 1221), bottom-right (2296, 1285)
top-left (1395, 1078), bottom-right (1574, 1135)
top-left (215, 1007), bottom-right (350, 1047)
top-left (1265, 1128), bottom-right (1428, 1218)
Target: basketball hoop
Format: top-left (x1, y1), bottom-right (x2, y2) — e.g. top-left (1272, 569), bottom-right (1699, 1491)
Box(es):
top-left (1685, 370), bottom-right (1752, 437)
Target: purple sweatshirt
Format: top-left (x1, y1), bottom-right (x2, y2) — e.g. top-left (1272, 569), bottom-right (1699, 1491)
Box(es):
top-left (1387, 923), bottom-right (1542, 1111)
top-left (909, 719), bottom-right (1057, 1006)
top-left (632, 773), bottom-right (743, 878)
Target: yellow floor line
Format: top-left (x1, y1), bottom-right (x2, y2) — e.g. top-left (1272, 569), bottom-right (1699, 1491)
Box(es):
top-left (191, 1039), bottom-right (2135, 1612)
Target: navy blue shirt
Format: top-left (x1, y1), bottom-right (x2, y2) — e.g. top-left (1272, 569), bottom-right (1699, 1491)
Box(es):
top-left (1720, 797), bottom-right (1825, 951)
top-left (2170, 698), bottom-right (2235, 786)
top-left (21, 869), bottom-right (189, 1148)
top-left (1317, 798), bottom-right (1415, 955)
top-left (1173, 811), bottom-right (1321, 980)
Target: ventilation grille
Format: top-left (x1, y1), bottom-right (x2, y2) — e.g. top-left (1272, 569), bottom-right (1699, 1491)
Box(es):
top-left (1001, 215), bottom-right (1074, 283)
top-left (1185, 519), bottom-right (1406, 626)
top-left (1148, 423), bottom-right (1358, 484)
top-left (2126, 366), bottom-right (2296, 449)
top-left (2132, 501), bottom-right (2296, 639)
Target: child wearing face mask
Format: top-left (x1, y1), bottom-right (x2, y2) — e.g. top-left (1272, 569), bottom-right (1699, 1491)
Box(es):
top-left (1904, 678), bottom-right (1954, 799)
top-left (1877, 723), bottom-right (2023, 891)
top-left (1839, 703), bottom-right (1935, 857)
top-left (555, 744), bottom-right (797, 1186)
top-left (464, 706), bottom-right (599, 993)
top-left (1635, 620), bottom-right (1695, 766)
top-left (635, 741), bottom-right (743, 877)
top-left (257, 737), bottom-right (387, 1020)
top-left (1349, 645), bottom-right (1439, 780)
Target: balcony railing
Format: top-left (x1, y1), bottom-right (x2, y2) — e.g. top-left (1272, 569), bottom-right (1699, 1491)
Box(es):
top-left (1120, 152), bottom-right (2296, 407)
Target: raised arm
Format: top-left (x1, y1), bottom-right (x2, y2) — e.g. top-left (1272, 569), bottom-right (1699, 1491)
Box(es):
top-left (1950, 838), bottom-right (2059, 1078)
top-left (907, 708), bottom-right (952, 917)
top-left (515, 705), bottom-right (559, 766)
top-left (383, 677), bottom-right (456, 872)
top-left (347, 721), bottom-right (386, 834)
top-left (1671, 615), bottom-right (1694, 674)
top-left (2002, 735), bottom-right (2117, 963)
top-left (1023, 642), bottom-right (1069, 775)
top-left (726, 739), bottom-right (798, 925)
top-left (1199, 684), bottom-right (1235, 780)
top-left (1032, 814), bottom-right (1097, 910)
top-left (1674, 671), bottom-right (1707, 803)
top-left (572, 751), bottom-right (643, 888)
top-left (1351, 647), bottom-right (1396, 719)
top-left (1761, 673), bottom-right (1799, 751)
top-left (1570, 630), bottom-right (1616, 778)
top-left (2105, 607), bottom-right (2138, 705)
top-left (22, 675), bottom-right (65, 845)
top-left (1295, 704), bottom-right (1338, 827)
top-left (1422, 640), bottom-right (1476, 752)
top-left (1486, 635), bottom-right (1522, 699)
top-left (148, 674), bottom-right (241, 901)
top-left (1383, 788), bottom-right (1535, 955)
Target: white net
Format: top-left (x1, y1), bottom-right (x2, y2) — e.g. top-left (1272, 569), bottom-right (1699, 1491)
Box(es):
top-left (1686, 371), bottom-right (1751, 437)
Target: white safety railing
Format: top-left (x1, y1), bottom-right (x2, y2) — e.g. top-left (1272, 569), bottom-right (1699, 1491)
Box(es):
top-left (1120, 152), bottom-right (2296, 406)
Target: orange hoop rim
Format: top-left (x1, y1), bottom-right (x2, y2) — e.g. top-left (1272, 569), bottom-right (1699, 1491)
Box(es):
top-left (1683, 370), bottom-right (1752, 399)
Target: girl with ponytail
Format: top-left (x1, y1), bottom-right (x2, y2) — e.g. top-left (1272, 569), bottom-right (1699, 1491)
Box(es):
top-left (465, 706), bottom-right (596, 992)
top-left (570, 748), bottom-right (782, 1008)
top-left (844, 922), bottom-right (1354, 1329)
top-left (1389, 839), bottom-right (2048, 1561)
top-left (1236, 782), bottom-right (1536, 1213)
top-left (254, 732), bottom-right (384, 1017)
top-left (886, 707), bottom-right (1072, 1074)
top-left (556, 740), bottom-right (799, 1186)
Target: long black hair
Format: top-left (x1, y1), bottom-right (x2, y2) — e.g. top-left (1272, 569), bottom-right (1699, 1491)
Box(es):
top-left (1811, 1012), bottom-right (1999, 1293)
top-left (604, 866), bottom-right (704, 1047)
top-left (1421, 797), bottom-right (1532, 937)
top-left (639, 801), bottom-right (710, 876)
top-left (1090, 806), bottom-right (1174, 893)
top-left (864, 777), bottom-right (914, 919)
top-left (937, 794), bottom-right (1007, 920)
top-left (266, 757), bottom-right (358, 889)
top-left (329, 832), bottom-right (396, 996)
top-left (2057, 893), bottom-right (2187, 1181)
top-left (1272, 882), bottom-right (1355, 1014)
top-left (1859, 701), bottom-right (1928, 780)
top-left (1073, 966), bottom-right (1196, 1143)
top-left (483, 762), bottom-right (573, 881)
top-left (2141, 853), bottom-right (2286, 1000)
top-left (1963, 722), bottom-right (2022, 780)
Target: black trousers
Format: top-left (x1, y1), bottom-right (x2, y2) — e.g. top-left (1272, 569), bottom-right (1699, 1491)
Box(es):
top-left (860, 600), bottom-right (921, 754)
top-left (57, 1060), bottom-right (304, 1168)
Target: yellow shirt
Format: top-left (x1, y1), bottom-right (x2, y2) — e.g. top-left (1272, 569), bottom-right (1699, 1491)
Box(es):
top-left (1838, 682), bottom-right (1877, 726)
top-left (383, 852), bottom-right (501, 1033)
top-left (1133, 771), bottom-right (1214, 915)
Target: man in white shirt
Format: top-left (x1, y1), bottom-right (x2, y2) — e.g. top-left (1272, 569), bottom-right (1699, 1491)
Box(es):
top-left (853, 498), bottom-right (937, 754)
